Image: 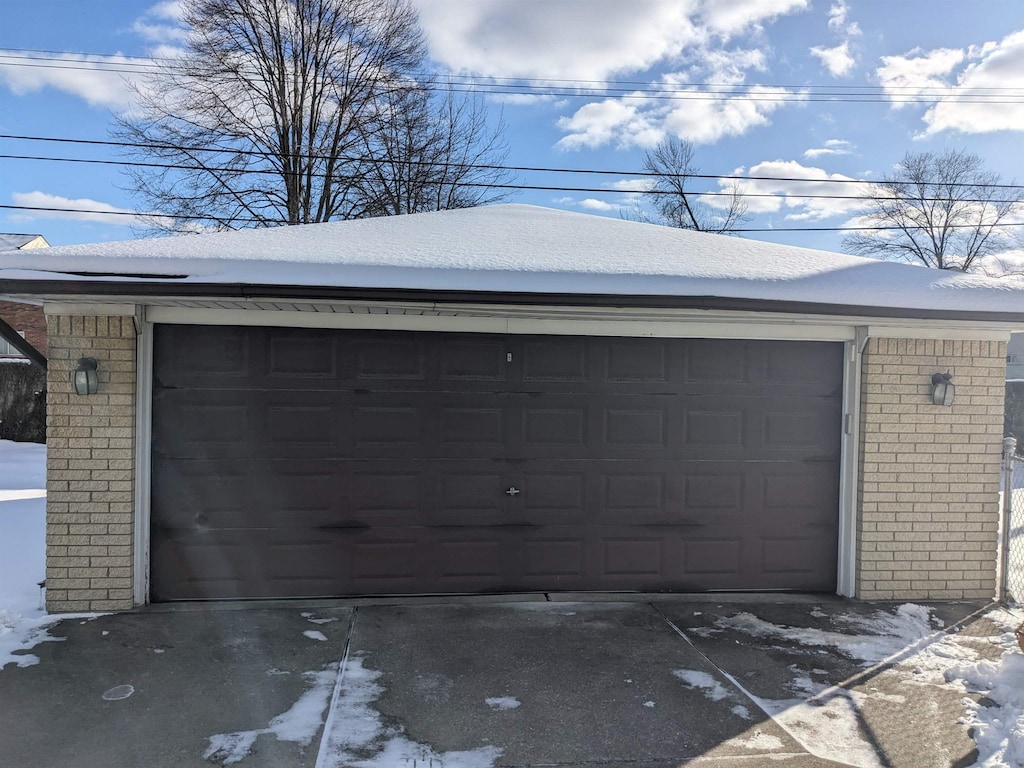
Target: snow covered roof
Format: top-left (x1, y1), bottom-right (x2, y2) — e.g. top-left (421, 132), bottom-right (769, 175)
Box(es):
top-left (1, 204), bottom-right (1024, 319)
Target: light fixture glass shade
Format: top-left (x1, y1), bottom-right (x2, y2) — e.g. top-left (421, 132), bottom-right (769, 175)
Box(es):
top-left (72, 358), bottom-right (99, 395)
top-left (930, 373), bottom-right (954, 406)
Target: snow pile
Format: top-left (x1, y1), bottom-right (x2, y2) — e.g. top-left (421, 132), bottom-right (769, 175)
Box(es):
top-left (943, 613), bottom-right (1024, 767)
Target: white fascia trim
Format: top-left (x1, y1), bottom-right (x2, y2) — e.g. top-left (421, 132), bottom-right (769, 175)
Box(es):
top-left (146, 306), bottom-right (856, 341)
top-left (867, 325), bottom-right (1012, 341)
top-left (45, 302), bottom-right (138, 316)
top-left (133, 308), bottom-right (153, 606)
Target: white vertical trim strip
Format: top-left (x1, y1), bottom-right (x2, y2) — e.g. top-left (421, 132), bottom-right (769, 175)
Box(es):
top-left (836, 330), bottom-right (866, 598)
top-left (133, 309), bottom-right (154, 606)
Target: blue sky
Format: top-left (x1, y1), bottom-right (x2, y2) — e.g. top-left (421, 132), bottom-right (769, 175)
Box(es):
top-left (2, 0), bottom-right (1024, 256)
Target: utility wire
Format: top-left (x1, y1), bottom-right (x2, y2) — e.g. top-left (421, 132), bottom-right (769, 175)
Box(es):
top-left (1, 55), bottom-right (1021, 104)
top-left (6, 152), bottom-right (1024, 205)
top-left (0, 58), bottom-right (1015, 105)
top-left (4, 47), bottom-right (1024, 95)
top-left (3, 133), bottom-right (1023, 192)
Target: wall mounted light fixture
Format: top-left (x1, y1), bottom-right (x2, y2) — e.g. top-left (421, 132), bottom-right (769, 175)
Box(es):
top-left (72, 357), bottom-right (99, 395)
top-left (930, 372), bottom-right (954, 406)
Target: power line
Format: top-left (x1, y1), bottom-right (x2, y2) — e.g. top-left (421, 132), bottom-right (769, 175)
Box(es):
top-left (5, 152), bottom-right (1024, 205)
top-left (2, 53), bottom-right (1022, 105)
top-left (5, 46), bottom-right (1024, 95)
top-left (3, 133), bottom-right (1023, 192)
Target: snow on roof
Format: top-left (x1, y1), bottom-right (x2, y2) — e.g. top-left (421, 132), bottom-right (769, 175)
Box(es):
top-left (1, 204), bottom-right (1024, 315)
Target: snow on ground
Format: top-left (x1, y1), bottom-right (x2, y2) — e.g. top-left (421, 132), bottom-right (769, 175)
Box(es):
top-left (484, 696), bottom-right (520, 711)
top-left (0, 440), bottom-right (101, 669)
top-left (205, 666), bottom-right (337, 765)
top-left (706, 603), bottom-right (1024, 768)
top-left (314, 655), bottom-right (503, 768)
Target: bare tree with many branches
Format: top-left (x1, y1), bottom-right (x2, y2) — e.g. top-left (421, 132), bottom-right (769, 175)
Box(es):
top-left (843, 149), bottom-right (1022, 272)
top-left (632, 137), bottom-right (748, 234)
top-left (115, 0), bottom-right (511, 231)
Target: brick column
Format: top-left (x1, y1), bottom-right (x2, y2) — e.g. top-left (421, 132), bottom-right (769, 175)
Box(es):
top-left (857, 338), bottom-right (1007, 600)
top-left (45, 314), bottom-right (137, 612)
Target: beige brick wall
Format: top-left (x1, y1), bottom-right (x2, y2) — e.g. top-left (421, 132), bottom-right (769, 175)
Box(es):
top-left (45, 314), bottom-right (137, 612)
top-left (857, 338), bottom-right (1007, 600)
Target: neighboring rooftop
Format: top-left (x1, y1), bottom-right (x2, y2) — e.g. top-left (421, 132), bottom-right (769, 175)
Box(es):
top-left (0, 205), bottom-right (1023, 320)
top-left (0, 233), bottom-right (49, 251)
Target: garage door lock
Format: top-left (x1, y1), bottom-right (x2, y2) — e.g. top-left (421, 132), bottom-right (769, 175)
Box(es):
top-left (505, 486), bottom-right (521, 496)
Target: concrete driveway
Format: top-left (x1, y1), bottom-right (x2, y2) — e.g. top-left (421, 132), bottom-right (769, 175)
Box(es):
top-left (0, 596), bottom-right (1003, 767)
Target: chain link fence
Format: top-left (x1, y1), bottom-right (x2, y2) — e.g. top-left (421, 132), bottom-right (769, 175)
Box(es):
top-left (1001, 437), bottom-right (1024, 603)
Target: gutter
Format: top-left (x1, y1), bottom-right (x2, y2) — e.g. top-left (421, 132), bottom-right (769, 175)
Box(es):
top-left (0, 314), bottom-right (46, 370)
top-left (4, 279), bottom-right (1024, 324)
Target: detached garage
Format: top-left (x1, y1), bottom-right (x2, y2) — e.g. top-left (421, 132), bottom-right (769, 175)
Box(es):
top-left (0, 205), bottom-right (1020, 611)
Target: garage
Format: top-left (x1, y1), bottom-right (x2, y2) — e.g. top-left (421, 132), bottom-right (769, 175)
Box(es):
top-left (150, 324), bottom-right (843, 600)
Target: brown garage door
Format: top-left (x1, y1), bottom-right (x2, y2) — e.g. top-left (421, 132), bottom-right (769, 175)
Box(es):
top-left (150, 325), bottom-right (843, 600)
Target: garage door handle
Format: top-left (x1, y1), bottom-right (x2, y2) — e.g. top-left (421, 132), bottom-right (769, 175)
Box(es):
top-left (505, 486), bottom-right (521, 496)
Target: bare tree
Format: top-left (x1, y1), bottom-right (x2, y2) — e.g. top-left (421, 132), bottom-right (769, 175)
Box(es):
top-left (634, 137), bottom-right (748, 234)
top-left (115, 0), bottom-right (511, 231)
top-left (843, 149), bottom-right (1022, 272)
top-left (351, 83), bottom-right (513, 217)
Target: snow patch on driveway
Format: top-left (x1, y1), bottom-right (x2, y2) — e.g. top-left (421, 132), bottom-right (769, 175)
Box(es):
top-left (485, 696), bottom-right (520, 711)
top-left (316, 655), bottom-right (502, 768)
top-left (303, 630), bottom-right (328, 642)
top-left (673, 669), bottom-right (729, 701)
top-left (716, 603), bottom-right (939, 665)
top-left (205, 666), bottom-right (337, 765)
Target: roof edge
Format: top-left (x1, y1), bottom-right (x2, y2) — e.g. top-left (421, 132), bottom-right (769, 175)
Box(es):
top-left (4, 279), bottom-right (1024, 324)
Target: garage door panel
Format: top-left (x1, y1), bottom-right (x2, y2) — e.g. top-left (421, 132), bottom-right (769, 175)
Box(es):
top-left (152, 327), bottom-right (843, 599)
top-left (152, 461), bottom-right (340, 530)
top-left (603, 338), bottom-right (672, 384)
top-left (154, 324), bottom-right (251, 388)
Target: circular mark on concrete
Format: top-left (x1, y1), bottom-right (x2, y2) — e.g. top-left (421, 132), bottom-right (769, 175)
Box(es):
top-left (102, 685), bottom-right (135, 701)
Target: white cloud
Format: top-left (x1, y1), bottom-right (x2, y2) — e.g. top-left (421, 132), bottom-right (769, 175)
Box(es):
top-left (0, 50), bottom-right (142, 110)
top-left (10, 191), bottom-right (169, 228)
top-left (556, 87), bottom-right (802, 150)
top-left (919, 30), bottom-right (1024, 135)
top-left (133, 1), bottom-right (188, 43)
top-left (414, 0), bottom-right (807, 82)
top-left (414, 0), bottom-right (703, 82)
top-left (810, 41), bottom-right (855, 77)
top-left (708, 160), bottom-right (871, 220)
top-left (690, 48), bottom-right (767, 85)
top-left (699, 0), bottom-right (810, 37)
top-left (826, 1), bottom-right (860, 35)
top-left (579, 199), bottom-right (616, 211)
top-left (412, 1), bottom-right (810, 149)
top-left (875, 46), bottom-right (965, 110)
top-left (607, 179), bottom-right (652, 193)
top-left (804, 139), bottom-right (854, 158)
